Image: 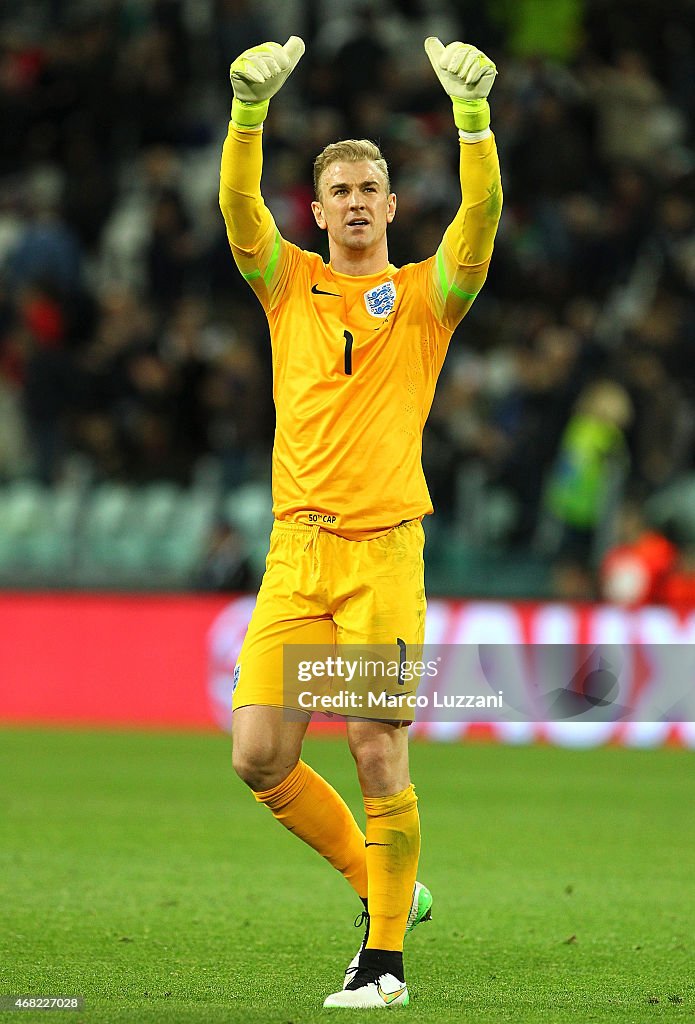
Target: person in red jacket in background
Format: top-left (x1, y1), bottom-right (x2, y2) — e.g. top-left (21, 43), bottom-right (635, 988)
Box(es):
top-left (599, 500), bottom-right (678, 606)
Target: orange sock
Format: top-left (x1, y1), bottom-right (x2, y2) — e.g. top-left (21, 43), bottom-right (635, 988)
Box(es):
top-left (364, 784), bottom-right (420, 952)
top-left (254, 760), bottom-right (368, 899)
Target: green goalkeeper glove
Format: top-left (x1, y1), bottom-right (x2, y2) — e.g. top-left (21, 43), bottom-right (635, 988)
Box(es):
top-left (230, 36), bottom-right (305, 128)
top-left (424, 38), bottom-right (497, 133)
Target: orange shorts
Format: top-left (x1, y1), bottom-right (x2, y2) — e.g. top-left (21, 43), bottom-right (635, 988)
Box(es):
top-left (232, 519), bottom-right (426, 711)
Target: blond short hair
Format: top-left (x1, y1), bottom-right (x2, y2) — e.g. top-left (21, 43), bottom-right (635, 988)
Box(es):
top-left (313, 139), bottom-right (390, 200)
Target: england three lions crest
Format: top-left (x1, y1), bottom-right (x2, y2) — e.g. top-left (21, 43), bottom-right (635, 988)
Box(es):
top-left (364, 281), bottom-right (397, 319)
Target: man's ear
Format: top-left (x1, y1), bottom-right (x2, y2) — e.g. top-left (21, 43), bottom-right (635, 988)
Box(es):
top-left (311, 200), bottom-right (326, 230)
top-left (387, 192), bottom-right (397, 224)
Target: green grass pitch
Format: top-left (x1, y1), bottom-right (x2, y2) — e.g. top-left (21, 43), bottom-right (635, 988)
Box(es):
top-left (0, 728), bottom-right (693, 1023)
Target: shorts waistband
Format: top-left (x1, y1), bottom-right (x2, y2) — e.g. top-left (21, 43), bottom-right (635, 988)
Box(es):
top-left (271, 521), bottom-right (318, 535)
top-left (271, 518), bottom-right (419, 538)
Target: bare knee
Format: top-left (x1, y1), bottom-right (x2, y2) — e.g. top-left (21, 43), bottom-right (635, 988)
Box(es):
top-left (232, 741), bottom-right (295, 791)
top-left (231, 706), bottom-right (307, 792)
top-left (350, 741), bottom-right (390, 786)
top-left (347, 724), bottom-right (410, 797)
top-left (231, 742), bottom-right (269, 791)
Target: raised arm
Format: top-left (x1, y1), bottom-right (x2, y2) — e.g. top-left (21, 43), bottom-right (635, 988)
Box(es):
top-left (219, 37), bottom-right (304, 308)
top-left (424, 39), bottom-right (503, 330)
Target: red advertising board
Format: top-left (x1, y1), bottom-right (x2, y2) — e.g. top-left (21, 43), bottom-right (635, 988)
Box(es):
top-left (0, 593), bottom-right (229, 729)
top-left (1, 592), bottom-right (694, 746)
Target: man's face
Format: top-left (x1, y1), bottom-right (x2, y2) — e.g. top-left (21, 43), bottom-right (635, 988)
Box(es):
top-left (311, 160), bottom-right (396, 253)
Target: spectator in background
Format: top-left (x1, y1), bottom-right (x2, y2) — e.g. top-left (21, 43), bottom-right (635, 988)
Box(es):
top-left (650, 189), bottom-right (695, 299)
top-left (541, 378), bottom-right (633, 563)
top-left (330, 3), bottom-right (393, 124)
top-left (0, 277), bottom-right (29, 476)
top-left (622, 341), bottom-right (694, 491)
top-left (114, 4), bottom-right (189, 150)
top-left (199, 337), bottom-right (267, 489)
top-left (583, 48), bottom-right (677, 170)
top-left (491, 321), bottom-right (584, 544)
top-left (5, 178), bottom-right (82, 297)
top-left (193, 516), bottom-right (254, 592)
top-left (11, 281), bottom-right (75, 483)
top-left (60, 126), bottom-right (117, 253)
top-left (550, 556), bottom-right (597, 603)
top-left (145, 189), bottom-right (200, 313)
top-left (214, 0), bottom-right (275, 81)
top-left (599, 500), bottom-right (678, 606)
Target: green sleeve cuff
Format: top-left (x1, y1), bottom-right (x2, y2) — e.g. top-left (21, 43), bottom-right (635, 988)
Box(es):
top-left (451, 98), bottom-right (490, 133)
top-left (231, 97), bottom-right (270, 129)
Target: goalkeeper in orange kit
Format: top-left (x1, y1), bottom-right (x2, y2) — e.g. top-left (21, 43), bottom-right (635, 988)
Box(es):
top-left (220, 33), bottom-right (502, 1009)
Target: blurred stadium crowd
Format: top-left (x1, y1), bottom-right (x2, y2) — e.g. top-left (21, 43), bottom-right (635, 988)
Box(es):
top-left (1, 0), bottom-right (695, 597)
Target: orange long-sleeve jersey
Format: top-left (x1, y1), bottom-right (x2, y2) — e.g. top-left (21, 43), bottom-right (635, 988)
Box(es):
top-left (219, 124), bottom-right (502, 539)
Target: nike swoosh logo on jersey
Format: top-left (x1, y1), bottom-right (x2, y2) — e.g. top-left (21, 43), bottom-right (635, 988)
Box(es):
top-left (377, 983), bottom-right (407, 1005)
top-left (311, 284), bottom-right (341, 296)
top-left (365, 841), bottom-right (390, 847)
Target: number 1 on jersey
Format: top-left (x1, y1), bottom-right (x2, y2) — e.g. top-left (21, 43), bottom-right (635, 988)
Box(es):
top-left (343, 330), bottom-right (353, 375)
